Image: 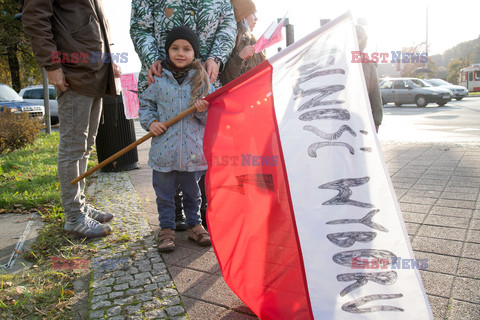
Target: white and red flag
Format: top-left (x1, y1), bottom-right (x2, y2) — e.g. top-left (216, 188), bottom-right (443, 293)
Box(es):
top-left (254, 16), bottom-right (285, 53)
top-left (203, 12), bottom-right (432, 320)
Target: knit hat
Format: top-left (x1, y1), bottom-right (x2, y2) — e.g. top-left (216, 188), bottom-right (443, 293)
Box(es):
top-left (165, 26), bottom-right (200, 58)
top-left (231, 0), bottom-right (256, 22)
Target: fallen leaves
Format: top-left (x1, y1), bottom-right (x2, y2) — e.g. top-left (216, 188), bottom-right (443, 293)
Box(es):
top-left (63, 290), bottom-right (74, 296)
top-left (15, 286), bottom-right (27, 294)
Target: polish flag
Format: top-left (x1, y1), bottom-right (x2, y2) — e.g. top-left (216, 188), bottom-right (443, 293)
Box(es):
top-left (254, 16), bottom-right (285, 53)
top-left (203, 12), bottom-right (432, 320)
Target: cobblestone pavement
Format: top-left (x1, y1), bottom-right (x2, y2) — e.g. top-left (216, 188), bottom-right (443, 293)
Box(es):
top-left (83, 139), bottom-right (480, 319)
top-left (86, 172), bottom-right (187, 320)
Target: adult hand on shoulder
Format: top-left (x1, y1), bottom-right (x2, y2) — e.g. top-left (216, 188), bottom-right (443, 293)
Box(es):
top-left (239, 45), bottom-right (255, 60)
top-left (148, 60), bottom-right (163, 85)
top-left (47, 68), bottom-right (68, 92)
top-left (205, 58), bottom-right (219, 84)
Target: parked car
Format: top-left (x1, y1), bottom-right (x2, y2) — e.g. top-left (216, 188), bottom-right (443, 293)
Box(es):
top-left (425, 78), bottom-right (469, 100)
top-left (379, 78), bottom-right (452, 107)
top-left (19, 85), bottom-right (59, 124)
top-left (0, 84), bottom-right (45, 119)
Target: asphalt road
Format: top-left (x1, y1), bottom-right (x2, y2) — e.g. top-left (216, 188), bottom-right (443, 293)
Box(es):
top-left (379, 96), bottom-right (480, 146)
top-left (48, 96), bottom-right (480, 146)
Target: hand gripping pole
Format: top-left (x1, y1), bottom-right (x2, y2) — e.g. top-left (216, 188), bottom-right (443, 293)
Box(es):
top-left (70, 105), bottom-right (197, 185)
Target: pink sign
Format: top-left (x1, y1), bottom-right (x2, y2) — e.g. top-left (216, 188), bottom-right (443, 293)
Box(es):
top-left (120, 73), bottom-right (139, 119)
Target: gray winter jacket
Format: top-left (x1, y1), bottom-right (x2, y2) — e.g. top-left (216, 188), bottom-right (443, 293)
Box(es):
top-left (139, 70), bottom-right (212, 172)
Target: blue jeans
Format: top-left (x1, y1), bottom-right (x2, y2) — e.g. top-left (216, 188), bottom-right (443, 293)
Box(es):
top-left (152, 170), bottom-right (204, 229)
top-left (57, 88), bottom-right (102, 226)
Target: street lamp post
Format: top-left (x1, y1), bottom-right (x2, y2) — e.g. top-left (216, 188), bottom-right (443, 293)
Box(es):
top-left (42, 68), bottom-right (51, 134)
top-left (425, 6), bottom-right (429, 79)
top-left (278, 18), bottom-right (294, 47)
top-left (285, 19), bottom-right (294, 47)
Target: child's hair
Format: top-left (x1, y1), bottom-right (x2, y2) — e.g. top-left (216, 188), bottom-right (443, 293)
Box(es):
top-left (189, 59), bottom-right (210, 107)
top-left (234, 19), bottom-right (251, 52)
top-left (234, 19), bottom-right (266, 71)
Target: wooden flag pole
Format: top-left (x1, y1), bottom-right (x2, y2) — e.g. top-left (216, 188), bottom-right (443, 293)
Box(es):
top-left (70, 105), bottom-right (197, 185)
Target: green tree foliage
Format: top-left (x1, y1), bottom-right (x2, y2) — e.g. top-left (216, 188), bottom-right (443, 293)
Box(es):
top-left (443, 36), bottom-right (480, 67)
top-left (399, 42), bottom-right (437, 79)
top-left (0, 0), bottom-right (42, 91)
top-left (447, 57), bottom-right (470, 84)
top-left (434, 36), bottom-right (480, 83)
top-left (397, 36), bottom-right (480, 83)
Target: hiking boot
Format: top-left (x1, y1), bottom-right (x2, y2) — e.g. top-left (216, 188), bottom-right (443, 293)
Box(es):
top-left (188, 224), bottom-right (211, 247)
top-left (175, 219), bottom-right (187, 231)
top-left (84, 204), bottom-right (115, 223)
top-left (174, 190), bottom-right (187, 231)
top-left (175, 208), bottom-right (187, 231)
top-left (174, 202), bottom-right (187, 231)
top-left (157, 228), bottom-right (175, 253)
top-left (65, 215), bottom-right (112, 239)
top-left (200, 207), bottom-right (207, 231)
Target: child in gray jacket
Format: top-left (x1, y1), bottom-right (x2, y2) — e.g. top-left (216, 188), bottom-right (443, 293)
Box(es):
top-left (139, 26), bottom-right (213, 252)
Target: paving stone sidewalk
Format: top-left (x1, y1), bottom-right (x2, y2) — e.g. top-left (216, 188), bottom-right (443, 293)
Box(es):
top-left (85, 171), bottom-right (186, 320)
top-left (82, 141), bottom-right (480, 320)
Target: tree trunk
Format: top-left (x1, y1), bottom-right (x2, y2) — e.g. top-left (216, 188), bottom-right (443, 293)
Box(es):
top-left (7, 44), bottom-right (21, 92)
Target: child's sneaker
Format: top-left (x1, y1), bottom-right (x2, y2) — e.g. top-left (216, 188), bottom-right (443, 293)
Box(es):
top-left (65, 215), bottom-right (112, 239)
top-left (188, 224), bottom-right (211, 247)
top-left (157, 228), bottom-right (175, 252)
top-left (84, 204), bottom-right (115, 223)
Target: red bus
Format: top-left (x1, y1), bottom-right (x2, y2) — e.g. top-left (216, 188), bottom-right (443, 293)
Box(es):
top-left (459, 64), bottom-right (480, 92)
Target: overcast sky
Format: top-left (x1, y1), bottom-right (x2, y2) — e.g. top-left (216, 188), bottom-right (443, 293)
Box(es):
top-left (103, 0), bottom-right (479, 74)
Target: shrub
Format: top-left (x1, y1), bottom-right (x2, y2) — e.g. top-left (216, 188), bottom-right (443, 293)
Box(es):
top-left (0, 109), bottom-right (44, 154)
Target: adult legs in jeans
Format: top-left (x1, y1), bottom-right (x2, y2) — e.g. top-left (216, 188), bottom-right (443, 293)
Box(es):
top-left (57, 89), bottom-right (111, 237)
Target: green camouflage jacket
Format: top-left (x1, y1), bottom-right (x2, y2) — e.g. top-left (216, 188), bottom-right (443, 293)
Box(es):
top-left (130, 0), bottom-right (237, 92)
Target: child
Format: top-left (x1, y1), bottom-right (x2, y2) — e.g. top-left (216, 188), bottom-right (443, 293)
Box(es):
top-left (139, 26), bottom-right (212, 252)
top-left (220, 0), bottom-right (266, 85)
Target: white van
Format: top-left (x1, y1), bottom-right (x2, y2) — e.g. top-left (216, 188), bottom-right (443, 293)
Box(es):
top-left (19, 85), bottom-right (59, 124)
